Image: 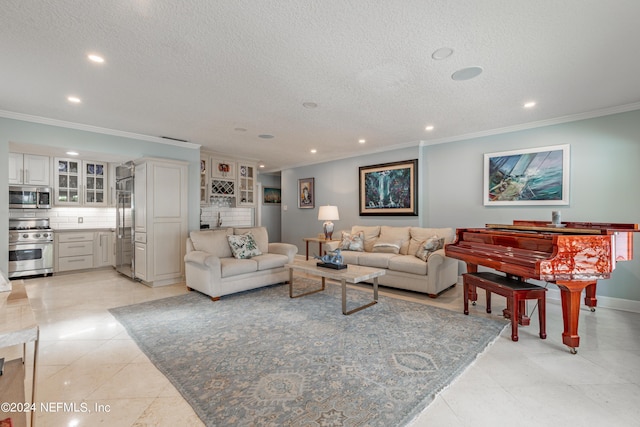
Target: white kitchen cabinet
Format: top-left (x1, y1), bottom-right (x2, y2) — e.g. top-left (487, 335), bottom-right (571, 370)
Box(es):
top-left (237, 162), bottom-right (256, 206)
top-left (210, 158), bottom-right (236, 179)
top-left (200, 156), bottom-right (208, 205)
top-left (54, 158), bottom-right (108, 206)
top-left (9, 152), bottom-right (50, 185)
top-left (94, 231), bottom-right (113, 268)
top-left (133, 158), bottom-right (188, 287)
top-left (56, 232), bottom-right (94, 272)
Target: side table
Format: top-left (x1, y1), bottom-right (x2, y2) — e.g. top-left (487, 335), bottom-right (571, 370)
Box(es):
top-left (302, 237), bottom-right (340, 260)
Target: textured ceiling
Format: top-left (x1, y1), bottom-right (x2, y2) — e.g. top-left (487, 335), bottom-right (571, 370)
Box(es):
top-left (2, 1), bottom-right (640, 171)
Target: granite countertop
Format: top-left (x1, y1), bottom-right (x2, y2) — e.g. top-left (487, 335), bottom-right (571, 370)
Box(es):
top-left (53, 228), bottom-right (115, 232)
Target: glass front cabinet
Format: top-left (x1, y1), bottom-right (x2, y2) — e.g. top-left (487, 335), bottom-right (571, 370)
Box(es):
top-left (55, 158), bottom-right (108, 206)
top-left (237, 162), bottom-right (256, 206)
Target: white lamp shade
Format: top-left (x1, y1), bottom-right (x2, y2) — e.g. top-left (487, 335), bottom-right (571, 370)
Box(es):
top-left (318, 205), bottom-right (339, 221)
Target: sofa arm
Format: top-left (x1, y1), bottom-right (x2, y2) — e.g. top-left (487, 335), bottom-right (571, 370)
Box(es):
top-left (268, 242), bottom-right (299, 262)
top-left (184, 251), bottom-right (221, 269)
top-left (426, 248), bottom-right (447, 268)
top-left (324, 241), bottom-right (340, 251)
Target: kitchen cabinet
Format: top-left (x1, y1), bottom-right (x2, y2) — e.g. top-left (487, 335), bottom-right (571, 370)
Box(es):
top-left (200, 156), bottom-right (208, 205)
top-left (94, 231), bottom-right (113, 268)
top-left (9, 152), bottom-right (50, 185)
top-left (133, 158), bottom-right (188, 287)
top-left (55, 158), bottom-right (108, 206)
top-left (237, 162), bottom-right (256, 206)
top-left (56, 231), bottom-right (94, 272)
top-left (210, 158), bottom-right (236, 179)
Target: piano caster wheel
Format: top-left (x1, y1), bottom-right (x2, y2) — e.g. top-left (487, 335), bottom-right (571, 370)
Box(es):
top-left (569, 347), bottom-right (577, 355)
top-left (590, 307), bottom-right (596, 312)
top-left (472, 301), bottom-right (476, 306)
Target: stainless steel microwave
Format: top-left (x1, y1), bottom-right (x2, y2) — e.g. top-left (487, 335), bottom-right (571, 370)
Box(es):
top-left (9, 186), bottom-right (51, 209)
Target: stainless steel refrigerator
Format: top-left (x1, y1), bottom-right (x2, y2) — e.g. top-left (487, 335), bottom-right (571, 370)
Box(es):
top-left (115, 161), bottom-right (135, 279)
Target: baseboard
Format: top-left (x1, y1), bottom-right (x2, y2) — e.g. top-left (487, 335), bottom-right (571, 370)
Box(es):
top-left (457, 275), bottom-right (640, 314)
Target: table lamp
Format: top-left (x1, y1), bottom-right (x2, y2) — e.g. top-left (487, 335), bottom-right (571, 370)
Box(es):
top-left (318, 205), bottom-right (339, 240)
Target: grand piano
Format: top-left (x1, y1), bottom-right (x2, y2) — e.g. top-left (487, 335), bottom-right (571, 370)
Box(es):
top-left (445, 220), bottom-right (639, 353)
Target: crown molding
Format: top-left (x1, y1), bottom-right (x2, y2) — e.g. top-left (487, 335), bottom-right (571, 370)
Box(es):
top-left (0, 110), bottom-right (201, 150)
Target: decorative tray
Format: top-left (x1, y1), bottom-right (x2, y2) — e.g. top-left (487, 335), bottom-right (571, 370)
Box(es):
top-left (316, 262), bottom-right (348, 270)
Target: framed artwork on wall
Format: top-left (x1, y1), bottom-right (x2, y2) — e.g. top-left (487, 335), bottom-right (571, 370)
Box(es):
top-left (298, 177), bottom-right (315, 209)
top-left (359, 159), bottom-right (418, 216)
top-left (263, 187), bottom-right (281, 205)
top-left (483, 144), bottom-right (570, 206)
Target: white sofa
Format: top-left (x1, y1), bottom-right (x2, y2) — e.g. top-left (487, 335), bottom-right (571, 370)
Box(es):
top-left (325, 225), bottom-right (458, 297)
top-left (184, 226), bottom-right (298, 300)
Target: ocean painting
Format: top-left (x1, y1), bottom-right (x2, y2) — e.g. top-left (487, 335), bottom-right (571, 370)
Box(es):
top-left (484, 145), bottom-right (570, 206)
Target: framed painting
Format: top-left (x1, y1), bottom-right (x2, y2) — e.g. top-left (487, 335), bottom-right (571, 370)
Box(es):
top-left (298, 177), bottom-right (314, 209)
top-left (263, 187), bottom-right (281, 205)
top-left (359, 159), bottom-right (418, 216)
top-left (484, 144), bottom-right (570, 206)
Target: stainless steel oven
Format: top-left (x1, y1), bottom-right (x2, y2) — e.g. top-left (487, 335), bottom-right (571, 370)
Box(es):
top-left (9, 186), bottom-right (51, 209)
top-left (8, 217), bottom-right (54, 278)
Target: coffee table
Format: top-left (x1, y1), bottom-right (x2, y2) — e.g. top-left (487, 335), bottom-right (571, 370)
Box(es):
top-left (285, 260), bottom-right (385, 315)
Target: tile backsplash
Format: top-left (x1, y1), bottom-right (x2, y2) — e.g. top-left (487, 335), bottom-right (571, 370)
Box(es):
top-left (200, 205), bottom-right (254, 228)
top-left (10, 207), bottom-right (116, 229)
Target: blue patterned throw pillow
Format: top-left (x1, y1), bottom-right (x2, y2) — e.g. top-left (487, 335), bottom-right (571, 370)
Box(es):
top-left (415, 236), bottom-right (444, 262)
top-left (227, 233), bottom-right (262, 259)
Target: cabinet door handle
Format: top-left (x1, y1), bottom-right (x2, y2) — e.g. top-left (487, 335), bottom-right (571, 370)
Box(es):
top-left (67, 245), bottom-right (86, 249)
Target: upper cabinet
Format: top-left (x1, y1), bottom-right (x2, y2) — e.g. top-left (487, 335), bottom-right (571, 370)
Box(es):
top-left (55, 158), bottom-right (108, 206)
top-left (200, 156), bottom-right (208, 205)
top-left (237, 162), bottom-right (256, 206)
top-left (210, 158), bottom-right (236, 179)
top-left (9, 153), bottom-right (50, 185)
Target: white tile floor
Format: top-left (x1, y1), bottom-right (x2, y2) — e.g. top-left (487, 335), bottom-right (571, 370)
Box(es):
top-left (5, 269), bottom-right (640, 426)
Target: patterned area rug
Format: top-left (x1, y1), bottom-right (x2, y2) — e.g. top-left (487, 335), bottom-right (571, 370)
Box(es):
top-left (110, 280), bottom-right (507, 426)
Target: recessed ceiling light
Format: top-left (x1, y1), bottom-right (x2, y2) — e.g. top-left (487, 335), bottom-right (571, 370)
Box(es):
top-left (302, 102), bottom-right (318, 109)
top-left (524, 101), bottom-right (536, 108)
top-left (258, 134), bottom-right (274, 139)
top-left (310, 149), bottom-right (317, 154)
top-left (67, 96), bottom-right (81, 103)
top-left (66, 151), bottom-right (79, 156)
top-left (451, 66), bottom-right (483, 81)
top-left (259, 163), bottom-right (265, 168)
top-left (88, 54), bottom-right (104, 63)
top-left (358, 139), bottom-right (366, 144)
top-left (234, 127), bottom-right (247, 132)
top-left (431, 47), bottom-right (453, 60)
top-left (425, 125), bottom-right (434, 131)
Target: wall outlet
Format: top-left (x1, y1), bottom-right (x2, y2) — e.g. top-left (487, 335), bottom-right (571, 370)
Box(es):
top-left (283, 205), bottom-right (288, 211)
top-left (78, 217), bottom-right (83, 224)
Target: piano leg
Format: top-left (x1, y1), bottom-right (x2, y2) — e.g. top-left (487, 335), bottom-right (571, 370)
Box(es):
top-left (584, 283), bottom-right (598, 312)
top-left (556, 280), bottom-right (597, 354)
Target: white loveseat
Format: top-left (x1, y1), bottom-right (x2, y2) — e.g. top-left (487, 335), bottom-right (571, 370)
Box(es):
top-left (184, 226), bottom-right (298, 300)
top-left (325, 225), bottom-right (458, 297)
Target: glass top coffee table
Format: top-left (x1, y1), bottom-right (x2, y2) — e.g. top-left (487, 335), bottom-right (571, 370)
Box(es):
top-left (285, 260), bottom-right (385, 315)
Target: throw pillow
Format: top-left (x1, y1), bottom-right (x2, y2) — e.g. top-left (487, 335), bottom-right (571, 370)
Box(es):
top-left (227, 233), bottom-right (262, 259)
top-left (372, 237), bottom-right (402, 254)
top-left (415, 235), bottom-right (445, 262)
top-left (339, 231), bottom-right (365, 252)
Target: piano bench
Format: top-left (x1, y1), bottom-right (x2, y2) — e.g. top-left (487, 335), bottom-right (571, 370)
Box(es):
top-left (463, 272), bottom-right (547, 342)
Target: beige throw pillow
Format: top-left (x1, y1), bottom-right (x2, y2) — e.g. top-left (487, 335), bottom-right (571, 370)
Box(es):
top-left (372, 236), bottom-right (402, 254)
top-left (339, 231), bottom-right (365, 252)
top-left (415, 236), bottom-right (445, 262)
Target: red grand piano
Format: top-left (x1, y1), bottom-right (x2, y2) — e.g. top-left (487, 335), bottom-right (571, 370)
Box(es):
top-left (445, 220), bottom-right (639, 353)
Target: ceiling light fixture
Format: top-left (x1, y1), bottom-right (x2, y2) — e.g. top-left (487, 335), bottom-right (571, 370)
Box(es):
top-left (310, 149), bottom-right (317, 154)
top-left (234, 127), bottom-right (247, 132)
top-left (67, 96), bottom-right (81, 103)
top-left (258, 134), bottom-right (274, 139)
top-left (431, 47), bottom-right (453, 60)
top-left (302, 102), bottom-right (318, 109)
top-left (358, 139), bottom-right (366, 144)
top-left (524, 101), bottom-right (537, 108)
top-left (259, 163), bottom-right (265, 168)
top-left (66, 151), bottom-right (79, 156)
top-left (425, 125), bottom-right (434, 131)
top-left (451, 66), bottom-right (483, 81)
top-left (88, 54), bottom-right (104, 63)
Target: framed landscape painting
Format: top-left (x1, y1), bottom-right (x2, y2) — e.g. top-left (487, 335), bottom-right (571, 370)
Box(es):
top-left (359, 159), bottom-right (418, 216)
top-left (298, 177), bottom-right (314, 209)
top-left (263, 187), bottom-right (281, 205)
top-left (484, 144), bottom-right (570, 206)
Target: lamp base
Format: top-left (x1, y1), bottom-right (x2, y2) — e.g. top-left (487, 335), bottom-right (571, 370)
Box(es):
top-left (323, 221), bottom-right (334, 240)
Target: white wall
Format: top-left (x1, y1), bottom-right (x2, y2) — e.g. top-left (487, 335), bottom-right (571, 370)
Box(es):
top-left (424, 110), bottom-right (640, 300)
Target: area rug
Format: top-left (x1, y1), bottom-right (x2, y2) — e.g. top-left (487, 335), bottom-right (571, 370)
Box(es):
top-left (109, 279), bottom-right (507, 426)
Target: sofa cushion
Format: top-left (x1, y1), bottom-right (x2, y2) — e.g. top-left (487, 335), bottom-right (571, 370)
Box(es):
top-left (351, 226), bottom-right (380, 252)
top-left (379, 226), bottom-right (411, 254)
top-left (339, 231), bottom-right (365, 252)
top-left (415, 236), bottom-right (445, 261)
top-left (409, 227), bottom-right (453, 255)
top-left (388, 255), bottom-right (428, 275)
top-left (340, 250), bottom-right (361, 264)
top-left (252, 253), bottom-right (289, 270)
top-left (235, 227), bottom-right (269, 254)
top-left (220, 258), bottom-right (258, 277)
top-left (227, 233), bottom-right (262, 259)
top-left (189, 228), bottom-right (233, 258)
top-left (357, 252), bottom-right (396, 269)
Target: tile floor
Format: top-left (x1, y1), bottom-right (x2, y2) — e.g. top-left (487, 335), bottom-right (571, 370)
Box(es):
top-left (3, 269), bottom-right (640, 426)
